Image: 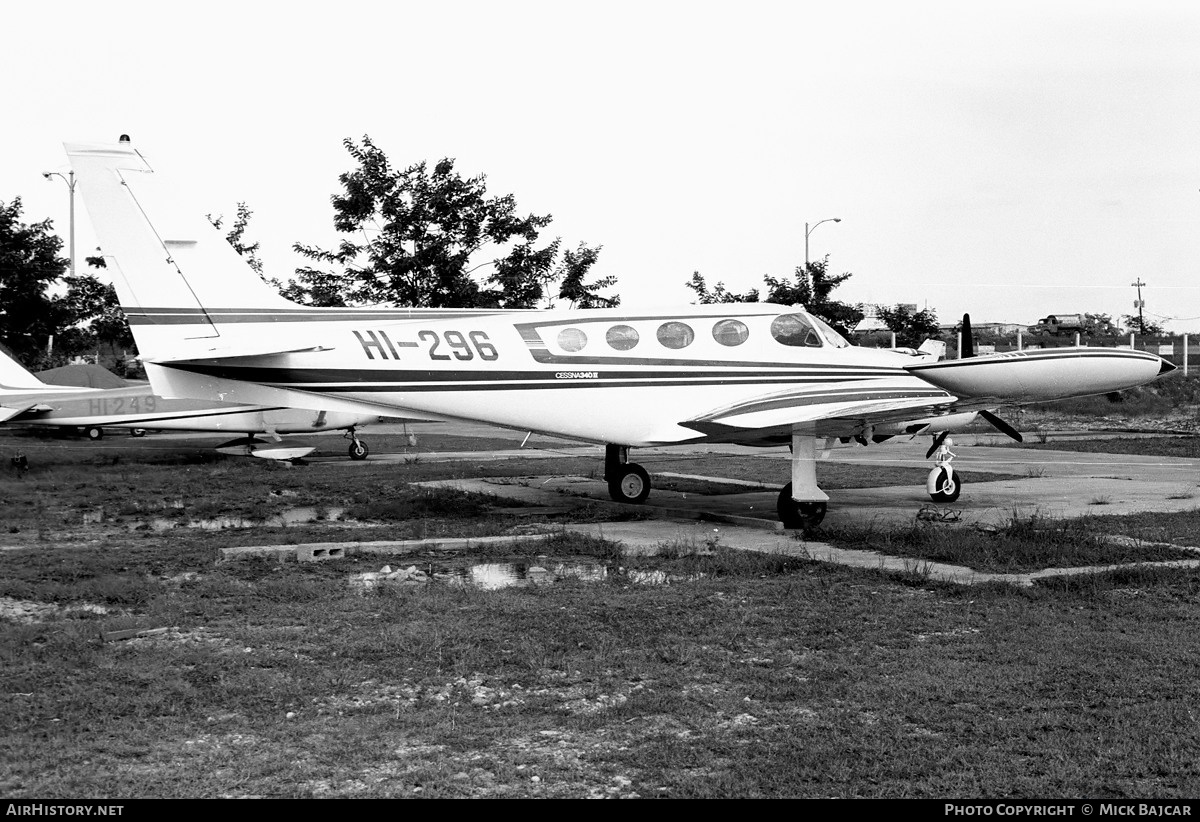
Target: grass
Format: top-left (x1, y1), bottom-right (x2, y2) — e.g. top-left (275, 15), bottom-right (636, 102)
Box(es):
top-left (6, 550), bottom-right (1200, 797)
top-left (5, 425), bottom-right (1200, 797)
top-left (822, 510), bottom-right (1197, 574)
top-left (1012, 436), bottom-right (1200, 459)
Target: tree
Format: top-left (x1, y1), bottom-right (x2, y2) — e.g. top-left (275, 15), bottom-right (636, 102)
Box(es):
top-left (873, 303), bottom-right (940, 348)
top-left (0, 200), bottom-right (136, 369)
top-left (1083, 312), bottom-right (1119, 337)
top-left (58, 266), bottom-right (135, 355)
top-left (208, 203), bottom-right (265, 277)
top-left (1121, 314), bottom-right (1167, 336)
top-left (685, 271), bottom-right (760, 304)
top-left (682, 259), bottom-right (862, 337)
top-left (555, 243), bottom-right (619, 308)
top-left (0, 198), bottom-right (70, 363)
top-left (762, 257), bottom-right (864, 338)
top-left (286, 136), bottom-right (618, 309)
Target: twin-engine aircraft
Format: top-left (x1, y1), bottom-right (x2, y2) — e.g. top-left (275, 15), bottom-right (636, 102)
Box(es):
top-left (63, 138), bottom-right (1176, 526)
top-left (0, 347), bottom-right (377, 460)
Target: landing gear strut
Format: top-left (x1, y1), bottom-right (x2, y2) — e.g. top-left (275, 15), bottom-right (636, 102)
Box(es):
top-left (778, 430), bottom-right (830, 529)
top-left (605, 444), bottom-right (650, 504)
top-left (926, 436), bottom-right (962, 502)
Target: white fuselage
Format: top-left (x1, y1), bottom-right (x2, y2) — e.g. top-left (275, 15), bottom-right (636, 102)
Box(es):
top-left (140, 303), bottom-right (1171, 447)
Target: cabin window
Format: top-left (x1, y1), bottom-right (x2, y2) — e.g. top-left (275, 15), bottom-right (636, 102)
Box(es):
top-left (770, 313), bottom-right (823, 347)
top-left (712, 319), bottom-right (749, 347)
top-left (557, 327), bottom-right (587, 352)
top-left (606, 324), bottom-right (640, 351)
top-left (656, 321), bottom-right (695, 349)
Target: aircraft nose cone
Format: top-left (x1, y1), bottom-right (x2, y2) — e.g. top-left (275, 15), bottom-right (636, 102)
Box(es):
top-left (1160, 358), bottom-right (1178, 376)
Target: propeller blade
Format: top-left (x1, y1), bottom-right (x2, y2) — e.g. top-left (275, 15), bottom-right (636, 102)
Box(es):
top-left (980, 409), bottom-right (1023, 442)
top-left (925, 430), bottom-right (949, 459)
top-left (960, 313), bottom-right (975, 359)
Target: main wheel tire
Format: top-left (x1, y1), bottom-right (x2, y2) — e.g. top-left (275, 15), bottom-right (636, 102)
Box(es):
top-left (929, 467), bottom-right (962, 502)
top-left (349, 440), bottom-right (369, 460)
top-left (85, 426), bottom-right (103, 441)
top-left (608, 463), bottom-right (651, 504)
top-left (130, 429), bottom-right (147, 438)
top-left (777, 483), bottom-right (827, 529)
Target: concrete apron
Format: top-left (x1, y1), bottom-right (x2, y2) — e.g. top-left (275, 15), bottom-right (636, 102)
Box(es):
top-left (416, 457), bottom-right (1200, 587)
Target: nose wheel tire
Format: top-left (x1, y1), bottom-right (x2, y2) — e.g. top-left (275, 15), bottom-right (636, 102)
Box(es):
top-left (929, 468), bottom-right (962, 503)
top-left (349, 440), bottom-right (369, 460)
top-left (85, 426), bottom-right (104, 441)
top-left (777, 483), bottom-right (827, 529)
top-left (607, 463), bottom-right (651, 504)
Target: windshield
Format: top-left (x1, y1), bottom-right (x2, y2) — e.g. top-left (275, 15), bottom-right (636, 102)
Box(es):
top-left (809, 315), bottom-right (851, 348)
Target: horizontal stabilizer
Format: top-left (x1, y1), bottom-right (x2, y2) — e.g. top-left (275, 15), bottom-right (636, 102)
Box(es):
top-left (146, 343), bottom-right (335, 366)
top-left (144, 363), bottom-right (448, 424)
top-left (0, 404), bottom-right (36, 423)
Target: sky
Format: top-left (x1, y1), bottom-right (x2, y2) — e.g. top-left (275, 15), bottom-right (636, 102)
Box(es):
top-left (4, 0), bottom-right (1199, 331)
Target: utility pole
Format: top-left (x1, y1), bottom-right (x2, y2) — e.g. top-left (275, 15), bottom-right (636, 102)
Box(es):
top-left (1131, 278), bottom-right (1146, 334)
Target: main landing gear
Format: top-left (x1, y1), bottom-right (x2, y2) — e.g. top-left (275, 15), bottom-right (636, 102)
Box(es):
top-left (777, 484), bottom-right (828, 530)
top-left (777, 431), bottom-right (829, 529)
top-left (603, 437), bottom-right (830, 530)
top-left (604, 444), bottom-right (650, 504)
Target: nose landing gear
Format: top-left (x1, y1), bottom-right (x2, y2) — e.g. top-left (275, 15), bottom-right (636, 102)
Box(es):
top-left (345, 428), bottom-right (369, 460)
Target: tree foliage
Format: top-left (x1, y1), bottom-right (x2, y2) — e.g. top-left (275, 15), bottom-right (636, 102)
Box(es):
top-left (0, 197), bottom-right (69, 363)
top-left (208, 203), bottom-right (265, 276)
top-left (685, 271), bottom-right (760, 304)
top-left (1121, 313), bottom-right (1167, 336)
top-left (762, 258), bottom-right (863, 337)
top-left (873, 303), bottom-right (940, 348)
top-left (683, 257), bottom-right (863, 338)
top-left (0, 197), bottom-right (135, 369)
top-left (1083, 312), bottom-right (1119, 336)
top-left (555, 242), bottom-right (619, 308)
top-left (285, 136), bottom-right (618, 309)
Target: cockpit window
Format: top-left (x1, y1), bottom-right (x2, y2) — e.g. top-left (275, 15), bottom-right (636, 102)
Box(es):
top-left (809, 315), bottom-right (851, 348)
top-left (770, 314), bottom-right (823, 347)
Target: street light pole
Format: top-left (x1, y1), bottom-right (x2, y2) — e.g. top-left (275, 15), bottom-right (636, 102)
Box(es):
top-left (43, 170), bottom-right (77, 277)
top-left (805, 217), bottom-right (842, 269)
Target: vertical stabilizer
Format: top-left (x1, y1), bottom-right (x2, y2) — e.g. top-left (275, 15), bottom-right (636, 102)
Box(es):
top-left (64, 138), bottom-right (297, 356)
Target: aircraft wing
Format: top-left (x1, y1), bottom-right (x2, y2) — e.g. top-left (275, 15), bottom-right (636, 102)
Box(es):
top-left (683, 379), bottom-right (958, 431)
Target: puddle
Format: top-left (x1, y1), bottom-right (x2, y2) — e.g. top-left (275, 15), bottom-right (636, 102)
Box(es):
top-left (132, 506), bottom-right (350, 532)
top-left (350, 561), bottom-right (696, 592)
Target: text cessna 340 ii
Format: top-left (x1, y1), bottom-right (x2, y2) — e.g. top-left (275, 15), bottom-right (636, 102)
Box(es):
top-left (63, 138), bottom-right (1176, 527)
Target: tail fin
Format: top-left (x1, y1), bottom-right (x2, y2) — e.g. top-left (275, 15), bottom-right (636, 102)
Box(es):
top-left (64, 138), bottom-right (296, 356)
top-left (0, 349), bottom-right (49, 390)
